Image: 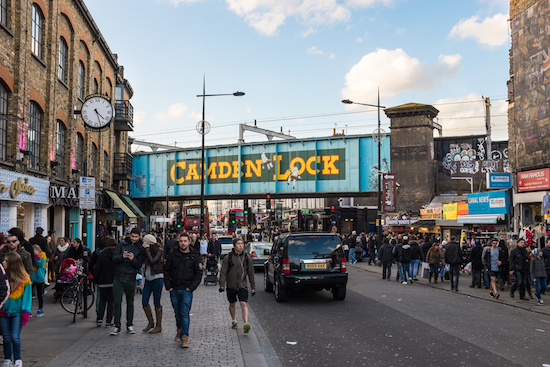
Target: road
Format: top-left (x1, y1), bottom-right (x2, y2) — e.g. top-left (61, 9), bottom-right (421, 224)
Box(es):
top-left (251, 266), bottom-right (550, 367)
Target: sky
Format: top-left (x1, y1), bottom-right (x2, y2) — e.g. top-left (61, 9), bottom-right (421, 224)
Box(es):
top-left (84, 0), bottom-right (511, 151)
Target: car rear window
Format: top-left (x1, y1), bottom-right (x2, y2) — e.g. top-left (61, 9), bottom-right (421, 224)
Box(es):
top-left (287, 236), bottom-right (340, 255)
top-left (219, 238), bottom-right (233, 244)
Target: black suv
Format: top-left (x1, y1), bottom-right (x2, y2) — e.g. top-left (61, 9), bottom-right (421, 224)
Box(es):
top-left (264, 233), bottom-right (347, 302)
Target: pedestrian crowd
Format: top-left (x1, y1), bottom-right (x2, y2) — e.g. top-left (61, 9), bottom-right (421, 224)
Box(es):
top-left (345, 231), bottom-right (550, 305)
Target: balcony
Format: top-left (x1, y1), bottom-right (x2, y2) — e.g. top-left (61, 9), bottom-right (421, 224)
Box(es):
top-left (114, 100), bottom-right (134, 131)
top-left (113, 152), bottom-right (133, 181)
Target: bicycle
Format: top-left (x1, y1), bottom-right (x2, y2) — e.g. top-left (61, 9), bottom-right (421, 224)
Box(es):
top-left (60, 262), bottom-right (94, 323)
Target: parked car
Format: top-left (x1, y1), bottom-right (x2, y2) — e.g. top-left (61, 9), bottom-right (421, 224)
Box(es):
top-left (218, 236), bottom-right (234, 258)
top-left (264, 232), bottom-right (347, 302)
top-left (245, 241), bottom-right (272, 268)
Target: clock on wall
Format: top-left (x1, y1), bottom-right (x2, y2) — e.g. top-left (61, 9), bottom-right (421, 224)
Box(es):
top-left (81, 95), bottom-right (114, 130)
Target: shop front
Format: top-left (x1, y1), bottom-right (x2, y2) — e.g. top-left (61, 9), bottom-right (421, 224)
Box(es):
top-left (0, 169), bottom-right (50, 236)
top-left (104, 190), bottom-right (137, 242)
top-left (49, 184), bottom-right (80, 241)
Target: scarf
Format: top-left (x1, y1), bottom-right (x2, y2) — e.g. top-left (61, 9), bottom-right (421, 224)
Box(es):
top-left (57, 243), bottom-right (69, 252)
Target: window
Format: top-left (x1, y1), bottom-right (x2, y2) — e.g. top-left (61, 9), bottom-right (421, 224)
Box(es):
top-left (58, 37), bottom-right (68, 83)
top-left (93, 78), bottom-right (98, 94)
top-left (0, 83), bottom-right (7, 161)
top-left (1, 0), bottom-right (7, 27)
top-left (28, 102), bottom-right (42, 170)
top-left (31, 5), bottom-right (44, 58)
top-left (103, 151), bottom-right (108, 179)
top-left (78, 61), bottom-right (85, 99)
top-left (91, 143), bottom-right (97, 176)
top-left (75, 133), bottom-right (83, 172)
top-left (55, 121), bottom-right (65, 177)
top-left (106, 78), bottom-right (112, 98)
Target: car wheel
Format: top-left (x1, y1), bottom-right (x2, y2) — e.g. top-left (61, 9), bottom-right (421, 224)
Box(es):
top-left (274, 276), bottom-right (287, 303)
top-left (332, 285), bottom-right (346, 301)
top-left (264, 269), bottom-right (274, 293)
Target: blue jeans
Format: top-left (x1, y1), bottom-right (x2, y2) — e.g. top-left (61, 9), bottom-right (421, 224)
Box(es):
top-left (410, 260), bottom-right (420, 278)
top-left (401, 263), bottom-right (411, 281)
top-left (0, 315), bottom-right (22, 361)
top-left (382, 261), bottom-right (392, 279)
top-left (511, 271), bottom-right (528, 298)
top-left (142, 278), bottom-right (164, 308)
top-left (396, 262), bottom-right (403, 281)
top-left (536, 277), bottom-right (548, 300)
top-left (349, 251), bottom-right (356, 263)
top-left (170, 289), bottom-right (193, 337)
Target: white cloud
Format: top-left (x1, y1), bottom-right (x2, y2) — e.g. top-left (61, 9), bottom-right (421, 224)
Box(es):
top-left (341, 48), bottom-right (462, 102)
top-left (155, 103), bottom-right (188, 124)
top-left (432, 94), bottom-right (508, 140)
top-left (396, 28), bottom-right (406, 35)
top-left (307, 46), bottom-right (324, 55)
top-left (189, 110), bottom-right (202, 122)
top-left (163, 0), bottom-right (202, 6)
top-left (247, 107), bottom-right (252, 113)
top-left (356, 37), bottom-right (363, 42)
top-left (302, 27), bottom-right (317, 37)
top-left (448, 13), bottom-right (509, 47)
top-left (330, 53), bottom-right (335, 59)
top-left (133, 111), bottom-right (147, 125)
top-left (224, 0), bottom-right (391, 36)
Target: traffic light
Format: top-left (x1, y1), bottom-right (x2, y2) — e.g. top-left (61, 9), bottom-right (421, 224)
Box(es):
top-left (229, 211), bottom-right (236, 225)
top-left (175, 212), bottom-right (183, 230)
top-left (297, 209), bottom-right (303, 230)
top-left (330, 206), bottom-right (337, 223)
top-left (266, 194), bottom-right (271, 210)
top-left (244, 200), bottom-right (249, 225)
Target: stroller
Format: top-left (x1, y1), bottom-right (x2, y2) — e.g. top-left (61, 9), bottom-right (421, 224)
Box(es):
top-left (135, 269), bottom-right (143, 294)
top-left (54, 258), bottom-right (78, 303)
top-left (203, 256), bottom-right (219, 286)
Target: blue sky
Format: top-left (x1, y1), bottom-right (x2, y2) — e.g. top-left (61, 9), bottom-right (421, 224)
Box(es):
top-left (85, 0), bottom-right (510, 150)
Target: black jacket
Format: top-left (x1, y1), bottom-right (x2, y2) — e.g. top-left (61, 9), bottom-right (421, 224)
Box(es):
top-left (112, 238), bottom-right (144, 282)
top-left (163, 246), bottom-right (202, 291)
top-left (399, 244), bottom-right (412, 264)
top-left (30, 234), bottom-right (49, 258)
top-left (509, 246), bottom-right (529, 272)
top-left (94, 247), bottom-right (116, 285)
top-left (469, 246), bottom-right (484, 270)
top-left (410, 242), bottom-right (422, 261)
top-left (207, 239), bottom-right (222, 257)
top-left (542, 246), bottom-right (550, 269)
top-left (444, 241), bottom-right (462, 265)
top-left (393, 243), bottom-right (403, 261)
top-left (378, 243), bottom-right (394, 263)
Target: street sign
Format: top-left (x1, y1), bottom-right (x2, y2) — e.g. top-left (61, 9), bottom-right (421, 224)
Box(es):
top-left (301, 208), bottom-right (310, 214)
top-left (79, 177), bottom-right (96, 210)
top-left (382, 174), bottom-right (396, 213)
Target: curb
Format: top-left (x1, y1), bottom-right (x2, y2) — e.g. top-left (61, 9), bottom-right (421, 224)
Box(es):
top-left (350, 263), bottom-right (550, 316)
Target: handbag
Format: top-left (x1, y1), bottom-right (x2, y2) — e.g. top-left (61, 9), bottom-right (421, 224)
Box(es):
top-left (429, 259), bottom-right (436, 266)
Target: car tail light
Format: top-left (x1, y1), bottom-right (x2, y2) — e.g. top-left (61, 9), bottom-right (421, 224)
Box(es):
top-left (251, 251), bottom-right (257, 258)
top-left (341, 257), bottom-right (346, 273)
top-left (283, 258), bottom-right (290, 274)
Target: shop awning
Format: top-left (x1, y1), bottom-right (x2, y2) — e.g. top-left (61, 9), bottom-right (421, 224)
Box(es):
top-left (105, 191), bottom-right (136, 221)
top-left (457, 214), bottom-right (499, 224)
top-left (122, 195), bottom-right (147, 219)
top-left (435, 219), bottom-right (464, 228)
top-left (410, 220), bottom-right (437, 230)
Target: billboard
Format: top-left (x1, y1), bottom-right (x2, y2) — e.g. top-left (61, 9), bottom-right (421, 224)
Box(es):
top-left (517, 168), bottom-right (550, 192)
top-left (486, 172), bottom-right (513, 189)
top-left (130, 135), bottom-right (390, 199)
top-left (467, 190), bottom-right (509, 215)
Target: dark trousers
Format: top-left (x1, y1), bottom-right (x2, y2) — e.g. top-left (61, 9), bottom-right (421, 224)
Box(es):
top-left (98, 286), bottom-right (114, 323)
top-left (511, 271), bottom-right (528, 298)
top-left (471, 269), bottom-right (482, 287)
top-left (368, 250), bottom-right (376, 265)
top-left (113, 279), bottom-right (136, 329)
top-left (33, 282), bottom-right (45, 309)
top-left (450, 264), bottom-right (460, 289)
top-left (382, 261), bottom-right (392, 279)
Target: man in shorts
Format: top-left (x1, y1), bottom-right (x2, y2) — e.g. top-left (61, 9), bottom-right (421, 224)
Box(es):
top-left (219, 238), bottom-right (256, 333)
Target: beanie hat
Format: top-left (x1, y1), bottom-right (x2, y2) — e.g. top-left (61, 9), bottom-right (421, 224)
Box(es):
top-left (143, 234), bottom-right (156, 244)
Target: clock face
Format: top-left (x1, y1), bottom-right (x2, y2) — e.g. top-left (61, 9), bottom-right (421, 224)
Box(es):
top-left (81, 96), bottom-right (114, 129)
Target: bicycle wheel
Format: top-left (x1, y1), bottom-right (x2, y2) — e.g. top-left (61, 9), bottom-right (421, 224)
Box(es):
top-left (60, 285), bottom-right (78, 314)
top-left (73, 286), bottom-right (81, 323)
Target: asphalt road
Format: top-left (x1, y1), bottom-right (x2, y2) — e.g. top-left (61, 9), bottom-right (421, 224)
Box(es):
top-left (250, 267), bottom-right (550, 367)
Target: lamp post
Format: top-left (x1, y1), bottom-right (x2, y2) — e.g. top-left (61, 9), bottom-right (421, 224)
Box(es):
top-left (342, 90), bottom-right (386, 249)
top-left (196, 77), bottom-right (244, 238)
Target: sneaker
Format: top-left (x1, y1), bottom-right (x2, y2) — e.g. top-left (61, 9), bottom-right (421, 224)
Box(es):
top-left (106, 322), bottom-right (113, 327)
top-left (97, 320), bottom-right (103, 327)
top-left (402, 281), bottom-right (407, 285)
top-left (231, 320), bottom-right (238, 329)
top-left (1, 359), bottom-right (12, 367)
top-left (127, 326), bottom-right (136, 334)
top-left (495, 293), bottom-right (500, 299)
top-left (36, 308), bottom-right (44, 317)
top-left (110, 327), bottom-right (121, 336)
top-left (43, 290), bottom-right (47, 296)
top-left (243, 323), bottom-right (251, 333)
top-left (13, 361), bottom-right (21, 367)
top-left (538, 299), bottom-right (544, 305)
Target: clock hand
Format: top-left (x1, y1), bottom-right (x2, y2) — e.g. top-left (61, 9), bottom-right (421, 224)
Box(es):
top-left (94, 108), bottom-right (105, 120)
top-left (95, 111), bottom-right (101, 126)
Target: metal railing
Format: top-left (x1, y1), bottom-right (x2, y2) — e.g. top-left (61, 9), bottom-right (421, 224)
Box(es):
top-left (114, 100), bottom-right (133, 126)
top-left (113, 152), bottom-right (132, 177)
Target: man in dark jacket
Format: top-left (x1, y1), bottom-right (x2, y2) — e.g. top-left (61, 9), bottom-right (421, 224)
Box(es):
top-left (399, 240), bottom-right (412, 284)
top-left (94, 238), bottom-right (117, 327)
top-left (30, 227), bottom-right (49, 258)
top-left (164, 233), bottom-right (202, 348)
top-left (1, 232), bottom-right (33, 279)
top-left (510, 239), bottom-right (530, 300)
top-left (378, 238), bottom-right (394, 280)
top-left (110, 228), bottom-right (144, 336)
top-left (8, 227), bottom-right (34, 265)
top-left (444, 236), bottom-right (462, 291)
top-left (208, 234), bottom-right (222, 259)
top-left (469, 242), bottom-right (484, 288)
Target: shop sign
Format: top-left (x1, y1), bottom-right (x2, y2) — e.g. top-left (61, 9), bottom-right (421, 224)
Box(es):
top-left (0, 169), bottom-right (49, 204)
top-left (457, 201), bottom-right (468, 216)
top-left (386, 219), bottom-right (418, 225)
top-left (517, 168), bottom-right (550, 192)
top-left (467, 190), bottom-right (509, 215)
top-left (486, 172), bottom-right (512, 189)
top-left (443, 203), bottom-right (458, 220)
top-left (420, 208), bottom-right (441, 219)
top-left (382, 174), bottom-right (397, 213)
top-left (50, 186), bottom-right (78, 199)
top-left (79, 177), bottom-right (96, 210)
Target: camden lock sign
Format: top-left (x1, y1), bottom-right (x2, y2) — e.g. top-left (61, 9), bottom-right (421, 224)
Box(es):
top-left (0, 169), bottom-right (49, 204)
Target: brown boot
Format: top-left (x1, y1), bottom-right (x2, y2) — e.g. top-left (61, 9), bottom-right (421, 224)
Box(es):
top-left (149, 307), bottom-right (162, 334)
top-left (175, 329), bottom-right (181, 342)
top-left (434, 274), bottom-right (438, 284)
top-left (181, 335), bottom-right (189, 348)
top-left (142, 305), bottom-right (154, 332)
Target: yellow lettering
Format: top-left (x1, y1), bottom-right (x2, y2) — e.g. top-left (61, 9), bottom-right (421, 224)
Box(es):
top-left (245, 159), bottom-right (262, 178)
top-left (231, 161), bottom-right (239, 179)
top-left (218, 161), bottom-right (232, 179)
top-left (273, 155), bottom-right (290, 181)
top-left (207, 162), bottom-right (218, 179)
top-left (322, 155), bottom-right (339, 175)
top-left (290, 157), bottom-right (306, 176)
top-left (185, 164), bottom-right (201, 181)
top-left (176, 161), bottom-right (186, 184)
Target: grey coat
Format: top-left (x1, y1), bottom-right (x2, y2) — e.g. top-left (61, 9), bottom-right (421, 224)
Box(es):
top-left (531, 257), bottom-right (547, 279)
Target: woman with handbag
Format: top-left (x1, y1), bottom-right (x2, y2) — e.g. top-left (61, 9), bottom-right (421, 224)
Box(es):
top-left (426, 243), bottom-right (442, 283)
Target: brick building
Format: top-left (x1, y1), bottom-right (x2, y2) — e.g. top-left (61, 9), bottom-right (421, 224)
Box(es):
top-left (0, 0), bottom-right (135, 246)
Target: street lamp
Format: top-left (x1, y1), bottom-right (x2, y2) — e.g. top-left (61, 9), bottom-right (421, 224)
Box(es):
top-left (196, 77), bottom-right (244, 238)
top-left (341, 90), bottom-right (386, 249)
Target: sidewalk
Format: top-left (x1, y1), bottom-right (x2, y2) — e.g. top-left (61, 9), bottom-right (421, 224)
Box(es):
top-left (349, 260), bottom-right (550, 316)
top-left (20, 283), bottom-right (276, 367)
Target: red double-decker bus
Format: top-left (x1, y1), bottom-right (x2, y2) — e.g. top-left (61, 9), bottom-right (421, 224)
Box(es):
top-left (228, 208), bottom-right (244, 234)
top-left (183, 205), bottom-right (209, 235)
